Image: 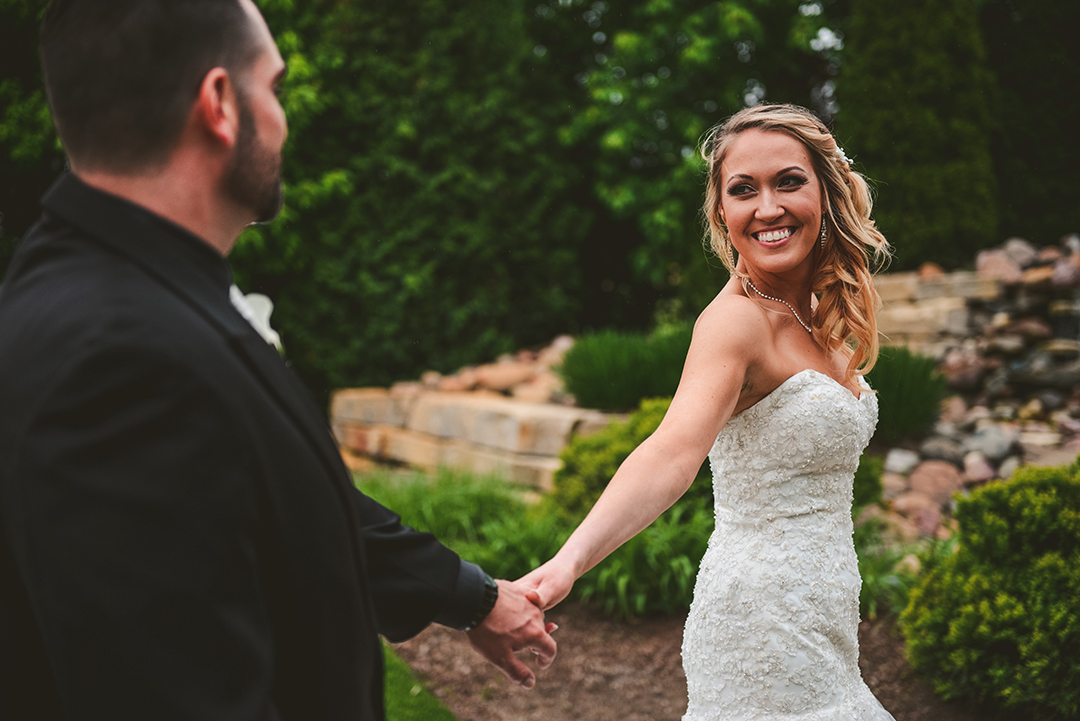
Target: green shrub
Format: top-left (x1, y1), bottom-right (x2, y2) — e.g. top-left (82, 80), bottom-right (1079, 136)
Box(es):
top-left (852, 453), bottom-right (884, 515)
top-left (837, 0), bottom-right (998, 269)
top-left (558, 325), bottom-right (693, 412)
top-left (357, 467), bottom-right (526, 547)
top-left (851, 452), bottom-right (921, 619)
top-left (900, 463), bottom-right (1080, 719)
top-left (866, 346), bottom-right (948, 443)
top-left (550, 396), bottom-right (711, 521)
top-left (576, 496), bottom-right (712, 619)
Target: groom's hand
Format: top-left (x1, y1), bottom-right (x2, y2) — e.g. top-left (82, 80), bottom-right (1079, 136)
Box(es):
top-left (517, 560), bottom-right (576, 611)
top-left (466, 579), bottom-right (557, 689)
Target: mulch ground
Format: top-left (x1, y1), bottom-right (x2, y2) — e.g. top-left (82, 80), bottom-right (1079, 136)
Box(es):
top-left (392, 602), bottom-right (992, 721)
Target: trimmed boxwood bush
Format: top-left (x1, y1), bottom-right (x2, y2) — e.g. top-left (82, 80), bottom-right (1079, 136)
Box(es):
top-left (900, 462), bottom-right (1080, 719)
top-left (558, 325), bottom-right (694, 412)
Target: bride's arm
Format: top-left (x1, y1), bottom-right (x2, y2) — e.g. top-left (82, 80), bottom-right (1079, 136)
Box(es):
top-left (519, 296), bottom-right (765, 610)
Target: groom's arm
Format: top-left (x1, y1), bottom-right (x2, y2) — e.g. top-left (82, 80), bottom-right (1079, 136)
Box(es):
top-left (350, 488), bottom-right (556, 685)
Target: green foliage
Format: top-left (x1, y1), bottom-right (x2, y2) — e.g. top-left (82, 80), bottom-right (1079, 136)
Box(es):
top-left (850, 452), bottom-right (920, 619)
top-left (0, 0), bottom-right (63, 274)
top-left (228, 0), bottom-right (595, 401)
top-left (980, 0), bottom-right (1080, 246)
top-left (852, 452), bottom-right (883, 514)
top-left (382, 643), bottom-right (460, 721)
top-left (556, 0), bottom-right (840, 315)
top-left (354, 465), bottom-right (710, 619)
top-left (558, 324), bottom-right (693, 411)
top-left (866, 346), bottom-right (947, 443)
top-left (576, 495), bottom-right (712, 618)
top-left (356, 467), bottom-right (531, 549)
top-left (550, 396), bottom-right (712, 520)
top-left (836, 0), bottom-right (998, 269)
top-left (900, 463), bottom-right (1080, 719)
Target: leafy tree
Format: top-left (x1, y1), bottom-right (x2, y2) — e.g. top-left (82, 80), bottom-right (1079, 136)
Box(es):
top-left (0, 0), bottom-right (61, 271)
top-left (980, 0), bottom-right (1080, 245)
top-left (549, 0), bottom-right (842, 316)
top-left (836, 0), bottom-right (998, 269)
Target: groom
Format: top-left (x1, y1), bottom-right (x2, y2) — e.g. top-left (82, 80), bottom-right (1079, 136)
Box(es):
top-left (0, 0), bottom-right (554, 719)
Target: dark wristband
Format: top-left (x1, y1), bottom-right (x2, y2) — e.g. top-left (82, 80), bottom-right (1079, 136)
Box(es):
top-left (462, 573), bottom-right (499, 632)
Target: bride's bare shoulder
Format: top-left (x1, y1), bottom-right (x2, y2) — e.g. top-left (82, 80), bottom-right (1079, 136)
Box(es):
top-left (695, 291), bottom-right (769, 340)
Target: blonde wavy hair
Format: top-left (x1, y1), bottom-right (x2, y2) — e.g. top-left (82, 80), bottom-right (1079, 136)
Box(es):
top-left (702, 103), bottom-right (891, 384)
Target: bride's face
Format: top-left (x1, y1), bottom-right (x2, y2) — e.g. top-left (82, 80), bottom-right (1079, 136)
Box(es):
top-left (718, 128), bottom-right (824, 282)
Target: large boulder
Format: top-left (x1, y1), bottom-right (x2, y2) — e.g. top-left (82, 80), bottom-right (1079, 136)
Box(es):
top-left (908, 460), bottom-right (965, 506)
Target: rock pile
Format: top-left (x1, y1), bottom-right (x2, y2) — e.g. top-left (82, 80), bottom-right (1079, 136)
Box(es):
top-left (870, 234), bottom-right (1080, 542)
top-left (414, 335), bottom-right (575, 404)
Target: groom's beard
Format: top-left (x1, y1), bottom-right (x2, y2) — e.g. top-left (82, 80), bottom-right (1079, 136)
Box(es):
top-left (224, 96), bottom-right (284, 224)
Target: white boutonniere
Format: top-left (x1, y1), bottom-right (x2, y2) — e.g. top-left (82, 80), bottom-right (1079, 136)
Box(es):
top-left (230, 284), bottom-right (283, 353)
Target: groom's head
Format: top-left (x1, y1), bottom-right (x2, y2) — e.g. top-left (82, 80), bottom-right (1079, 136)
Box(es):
top-left (41, 0), bottom-right (287, 221)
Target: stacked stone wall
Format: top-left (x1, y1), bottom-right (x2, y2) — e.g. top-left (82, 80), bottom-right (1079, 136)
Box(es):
top-left (331, 384), bottom-right (610, 491)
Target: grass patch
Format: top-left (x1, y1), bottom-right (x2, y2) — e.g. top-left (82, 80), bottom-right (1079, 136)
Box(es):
top-left (383, 642), bottom-right (459, 721)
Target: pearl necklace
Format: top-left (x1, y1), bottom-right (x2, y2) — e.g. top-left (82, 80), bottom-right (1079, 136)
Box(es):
top-left (745, 278), bottom-right (812, 334)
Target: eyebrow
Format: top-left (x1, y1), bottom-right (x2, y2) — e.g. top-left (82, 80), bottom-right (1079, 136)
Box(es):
top-left (725, 166), bottom-right (808, 184)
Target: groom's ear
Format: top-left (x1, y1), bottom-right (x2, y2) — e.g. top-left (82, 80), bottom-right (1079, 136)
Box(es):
top-left (191, 68), bottom-right (242, 153)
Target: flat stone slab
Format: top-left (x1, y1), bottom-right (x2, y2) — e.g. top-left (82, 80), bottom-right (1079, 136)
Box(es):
top-left (405, 392), bottom-right (609, 456)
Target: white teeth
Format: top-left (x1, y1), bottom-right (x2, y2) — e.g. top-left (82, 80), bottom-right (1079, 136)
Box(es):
top-left (755, 228), bottom-right (792, 242)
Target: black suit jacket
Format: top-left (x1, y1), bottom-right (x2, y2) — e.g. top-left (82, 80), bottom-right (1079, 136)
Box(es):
top-left (0, 175), bottom-right (487, 720)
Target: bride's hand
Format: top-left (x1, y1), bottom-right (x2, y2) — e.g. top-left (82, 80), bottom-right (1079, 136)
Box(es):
top-left (517, 559), bottom-right (576, 611)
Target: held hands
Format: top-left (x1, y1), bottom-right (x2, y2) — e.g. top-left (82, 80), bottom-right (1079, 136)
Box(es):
top-left (517, 559), bottom-right (576, 612)
top-left (466, 580), bottom-right (557, 689)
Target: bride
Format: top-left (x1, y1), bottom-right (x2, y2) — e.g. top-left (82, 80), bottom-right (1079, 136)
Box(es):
top-left (521, 104), bottom-right (895, 720)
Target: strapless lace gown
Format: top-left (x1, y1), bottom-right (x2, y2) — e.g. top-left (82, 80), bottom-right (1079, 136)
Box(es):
top-left (682, 369), bottom-right (895, 720)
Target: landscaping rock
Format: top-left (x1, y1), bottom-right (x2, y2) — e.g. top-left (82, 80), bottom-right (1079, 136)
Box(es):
top-left (536, 335), bottom-right (574, 368)
top-left (1007, 316), bottom-right (1052, 339)
top-left (939, 395), bottom-right (967, 423)
top-left (940, 347), bottom-right (986, 389)
top-left (919, 436), bottom-right (965, 465)
top-left (1022, 265), bottom-right (1054, 287)
top-left (932, 420), bottom-right (964, 442)
top-left (918, 262), bottom-right (944, 280)
top-left (1019, 430), bottom-right (1063, 446)
top-left (963, 423), bottom-right (1019, 462)
top-left (914, 506), bottom-right (943, 536)
top-left (907, 461), bottom-right (965, 506)
top-left (976, 249), bottom-right (1023, 284)
top-left (879, 509), bottom-right (923, 543)
top-left (893, 490), bottom-right (940, 517)
top-left (1039, 246), bottom-right (1064, 263)
top-left (1018, 398), bottom-right (1044, 421)
top-left (884, 448), bottom-right (921, 476)
top-left (1003, 237), bottom-right (1039, 268)
top-left (473, 361), bottom-right (536, 392)
top-left (510, 371), bottom-right (564, 404)
top-left (881, 472), bottom-right (909, 501)
top-left (1052, 257), bottom-right (1080, 287)
top-left (962, 451), bottom-right (996, 483)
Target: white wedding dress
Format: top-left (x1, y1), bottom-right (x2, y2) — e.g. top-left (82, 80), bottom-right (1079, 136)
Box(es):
top-left (682, 369), bottom-right (895, 720)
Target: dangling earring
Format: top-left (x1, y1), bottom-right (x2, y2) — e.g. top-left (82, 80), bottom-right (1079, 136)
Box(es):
top-left (819, 218), bottom-right (827, 250)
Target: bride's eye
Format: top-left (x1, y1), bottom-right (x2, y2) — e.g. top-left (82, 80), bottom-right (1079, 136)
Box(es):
top-left (779, 174), bottom-right (808, 189)
top-left (727, 183), bottom-right (754, 197)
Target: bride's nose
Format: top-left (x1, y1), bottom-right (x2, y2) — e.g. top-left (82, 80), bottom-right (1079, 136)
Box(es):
top-left (754, 190), bottom-right (784, 221)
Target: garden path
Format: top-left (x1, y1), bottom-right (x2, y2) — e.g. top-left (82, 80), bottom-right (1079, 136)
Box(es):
top-left (393, 603), bottom-right (994, 721)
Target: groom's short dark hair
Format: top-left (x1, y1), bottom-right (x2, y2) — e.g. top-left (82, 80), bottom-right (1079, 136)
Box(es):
top-left (40, 0), bottom-right (262, 173)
